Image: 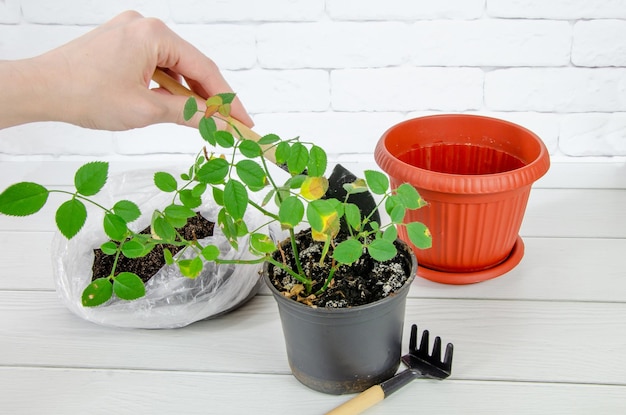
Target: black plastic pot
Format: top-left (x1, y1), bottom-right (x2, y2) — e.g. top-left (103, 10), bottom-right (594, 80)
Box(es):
top-left (263, 241), bottom-right (417, 395)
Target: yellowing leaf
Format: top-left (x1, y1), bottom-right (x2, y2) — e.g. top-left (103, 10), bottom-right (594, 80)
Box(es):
top-left (343, 178), bottom-right (368, 195)
top-left (300, 176), bottom-right (328, 201)
top-left (311, 210), bottom-right (339, 241)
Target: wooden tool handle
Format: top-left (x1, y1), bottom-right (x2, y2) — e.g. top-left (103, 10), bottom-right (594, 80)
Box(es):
top-left (324, 385), bottom-right (385, 415)
top-left (152, 68), bottom-right (276, 163)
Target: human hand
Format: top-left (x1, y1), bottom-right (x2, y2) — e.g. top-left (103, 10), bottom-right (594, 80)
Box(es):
top-left (1, 10), bottom-right (253, 131)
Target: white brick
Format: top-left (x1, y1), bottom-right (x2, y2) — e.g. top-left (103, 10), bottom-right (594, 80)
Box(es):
top-left (171, 24), bottom-right (256, 70)
top-left (21, 1), bottom-right (169, 24)
top-left (0, 123), bottom-right (115, 156)
top-left (170, 0), bottom-right (324, 22)
top-left (252, 112), bottom-right (405, 155)
top-left (224, 69), bottom-right (330, 113)
top-left (573, 20), bottom-right (626, 67)
top-left (411, 20), bottom-right (571, 66)
top-left (0, 0), bottom-right (21, 24)
top-left (258, 22), bottom-right (409, 69)
top-left (327, 0), bottom-right (485, 20)
top-left (331, 68), bottom-right (484, 112)
top-left (0, 25), bottom-right (90, 59)
top-left (488, 0), bottom-right (626, 19)
top-left (114, 123), bottom-right (201, 155)
top-left (485, 68), bottom-right (626, 112)
top-left (560, 113), bottom-right (626, 156)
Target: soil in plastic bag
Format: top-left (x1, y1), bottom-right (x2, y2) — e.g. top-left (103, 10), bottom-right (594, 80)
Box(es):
top-left (92, 213), bottom-right (215, 283)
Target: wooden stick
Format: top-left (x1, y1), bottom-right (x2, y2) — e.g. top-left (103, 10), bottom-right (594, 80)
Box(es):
top-left (152, 68), bottom-right (276, 163)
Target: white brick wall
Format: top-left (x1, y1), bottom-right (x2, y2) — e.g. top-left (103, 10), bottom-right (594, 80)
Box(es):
top-left (1, 0), bottom-right (626, 161)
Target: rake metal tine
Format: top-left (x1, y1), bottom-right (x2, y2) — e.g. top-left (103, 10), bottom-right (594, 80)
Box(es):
top-left (419, 329), bottom-right (430, 355)
top-left (409, 324), bottom-right (418, 352)
top-left (431, 336), bottom-right (442, 362)
top-left (443, 342), bottom-right (454, 372)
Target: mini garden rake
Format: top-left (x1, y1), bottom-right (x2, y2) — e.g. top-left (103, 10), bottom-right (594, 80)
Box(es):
top-left (325, 324), bottom-right (454, 415)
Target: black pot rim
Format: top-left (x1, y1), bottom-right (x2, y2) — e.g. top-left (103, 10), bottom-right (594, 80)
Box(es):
top-left (263, 238), bottom-right (417, 314)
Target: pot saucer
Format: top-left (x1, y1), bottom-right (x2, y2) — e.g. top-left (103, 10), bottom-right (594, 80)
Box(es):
top-left (417, 236), bottom-right (525, 285)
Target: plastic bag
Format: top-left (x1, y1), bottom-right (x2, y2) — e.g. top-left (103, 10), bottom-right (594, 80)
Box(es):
top-left (51, 169), bottom-right (268, 329)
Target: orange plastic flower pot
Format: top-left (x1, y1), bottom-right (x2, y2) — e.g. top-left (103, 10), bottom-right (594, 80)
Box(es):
top-left (375, 114), bottom-right (550, 284)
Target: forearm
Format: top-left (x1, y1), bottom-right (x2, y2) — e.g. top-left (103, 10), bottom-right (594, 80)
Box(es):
top-left (0, 56), bottom-right (64, 129)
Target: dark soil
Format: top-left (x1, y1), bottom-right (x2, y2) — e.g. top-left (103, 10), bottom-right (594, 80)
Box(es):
top-left (267, 229), bottom-right (412, 308)
top-left (92, 213), bottom-right (215, 283)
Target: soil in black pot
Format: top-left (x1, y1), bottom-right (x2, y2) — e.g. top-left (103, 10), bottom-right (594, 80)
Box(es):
top-left (268, 229), bottom-right (412, 308)
top-left (91, 212), bottom-right (215, 283)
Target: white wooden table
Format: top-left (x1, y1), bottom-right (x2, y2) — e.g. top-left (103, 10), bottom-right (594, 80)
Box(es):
top-left (1, 160), bottom-right (625, 414)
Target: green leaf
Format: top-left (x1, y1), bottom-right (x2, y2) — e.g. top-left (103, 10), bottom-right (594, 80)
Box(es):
top-left (164, 204), bottom-right (196, 221)
top-left (250, 233), bottom-right (276, 254)
top-left (55, 199), bottom-right (87, 239)
top-left (163, 248), bottom-right (174, 265)
top-left (261, 189), bottom-right (275, 207)
top-left (121, 240), bottom-right (146, 258)
top-left (113, 272), bottom-right (146, 301)
top-left (223, 180), bottom-right (248, 220)
top-left (103, 213), bottom-right (128, 241)
top-left (197, 158), bottom-right (229, 184)
top-left (396, 183), bottom-right (425, 210)
top-left (385, 195), bottom-right (406, 223)
top-left (364, 170), bottom-right (389, 195)
top-left (178, 257), bottom-right (203, 278)
top-left (332, 239), bottom-right (363, 265)
top-left (406, 222), bottom-right (433, 249)
top-left (199, 117), bottom-right (217, 145)
top-left (275, 142), bottom-right (291, 164)
top-left (164, 204), bottom-right (194, 228)
top-left (307, 145), bottom-right (327, 177)
top-left (183, 97), bottom-right (198, 121)
top-left (285, 175), bottom-right (306, 190)
top-left (100, 241), bottom-right (118, 255)
top-left (215, 130), bottom-right (235, 148)
top-left (236, 160), bottom-right (266, 189)
top-left (287, 142), bottom-right (308, 175)
top-left (152, 216), bottom-right (176, 241)
top-left (154, 172), bottom-right (178, 192)
top-left (257, 134), bottom-right (280, 145)
top-left (239, 139), bottom-right (262, 158)
top-left (81, 278), bottom-right (113, 307)
top-left (278, 196), bottom-right (304, 229)
top-left (382, 226), bottom-right (398, 242)
top-left (113, 200), bottom-right (141, 223)
top-left (212, 187), bottom-right (224, 206)
top-left (201, 245), bottom-right (220, 261)
top-left (343, 203), bottom-right (362, 231)
top-left (0, 182), bottom-right (49, 216)
top-left (218, 103), bottom-right (231, 118)
top-left (367, 239), bottom-right (398, 262)
top-left (74, 162), bottom-right (108, 196)
top-left (218, 208), bottom-right (237, 245)
top-left (192, 183), bottom-right (207, 198)
top-left (217, 92), bottom-right (236, 104)
top-left (179, 189), bottom-right (202, 209)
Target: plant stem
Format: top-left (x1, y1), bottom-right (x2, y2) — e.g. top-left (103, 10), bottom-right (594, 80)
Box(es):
top-left (48, 190), bottom-right (111, 213)
top-left (315, 265), bottom-right (337, 296)
top-left (265, 256), bottom-right (312, 288)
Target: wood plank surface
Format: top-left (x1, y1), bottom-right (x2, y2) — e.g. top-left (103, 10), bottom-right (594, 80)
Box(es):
top-left (1, 368), bottom-right (624, 415)
top-left (1, 291), bottom-right (625, 386)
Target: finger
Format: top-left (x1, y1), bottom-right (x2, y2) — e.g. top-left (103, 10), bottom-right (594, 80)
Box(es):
top-left (152, 30), bottom-right (255, 127)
